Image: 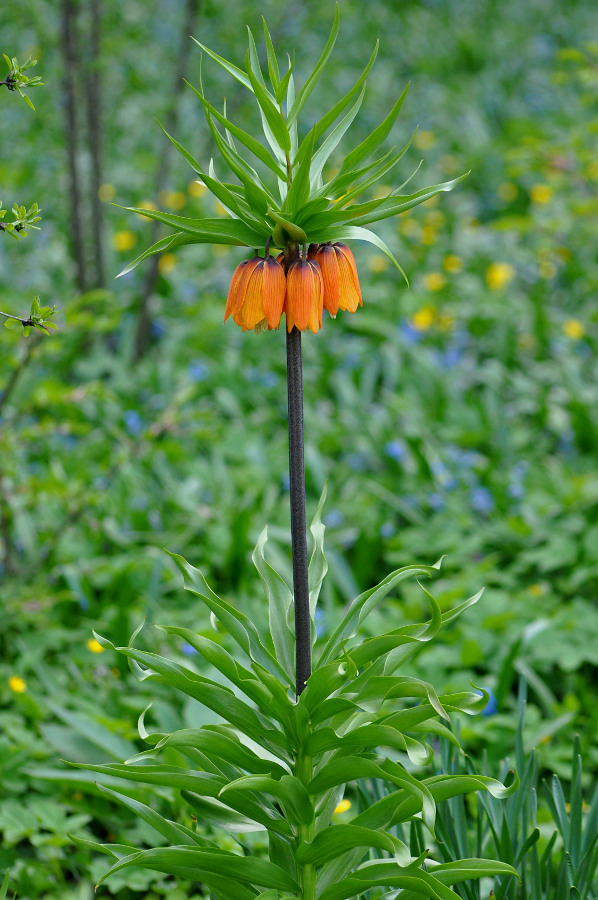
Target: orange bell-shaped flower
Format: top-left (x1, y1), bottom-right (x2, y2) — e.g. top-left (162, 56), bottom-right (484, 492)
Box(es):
top-left (225, 255), bottom-right (286, 332)
top-left (285, 258), bottom-right (324, 334)
top-left (308, 242), bottom-right (362, 317)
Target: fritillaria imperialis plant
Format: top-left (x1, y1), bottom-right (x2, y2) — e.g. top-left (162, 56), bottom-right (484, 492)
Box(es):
top-left (75, 10), bottom-right (522, 899)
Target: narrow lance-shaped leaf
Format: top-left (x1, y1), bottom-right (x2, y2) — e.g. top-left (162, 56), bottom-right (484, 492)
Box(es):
top-left (309, 83), bottom-right (366, 189)
top-left (187, 85), bottom-right (286, 179)
top-left (245, 52), bottom-right (291, 153)
top-left (287, 3), bottom-right (340, 126)
top-left (262, 17), bottom-right (280, 89)
top-left (252, 526), bottom-right (294, 681)
top-left (339, 82), bottom-right (410, 174)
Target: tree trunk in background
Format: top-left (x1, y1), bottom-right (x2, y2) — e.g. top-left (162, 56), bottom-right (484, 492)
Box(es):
top-left (61, 0), bottom-right (88, 293)
top-left (133, 0), bottom-right (202, 362)
top-left (85, 0), bottom-right (105, 288)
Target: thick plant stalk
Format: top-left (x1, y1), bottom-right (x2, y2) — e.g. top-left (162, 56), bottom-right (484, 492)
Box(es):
top-left (286, 326), bottom-right (311, 696)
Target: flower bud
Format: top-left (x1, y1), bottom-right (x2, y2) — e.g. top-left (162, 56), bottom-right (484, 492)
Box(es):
top-left (285, 259), bottom-right (324, 334)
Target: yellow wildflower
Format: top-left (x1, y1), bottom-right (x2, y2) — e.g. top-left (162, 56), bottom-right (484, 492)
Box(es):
top-left (530, 184), bottom-right (552, 205)
top-left (214, 201), bottom-right (228, 217)
top-left (113, 231), bottom-right (137, 252)
top-left (421, 226), bottom-right (437, 246)
top-left (158, 253), bottom-right (177, 275)
top-left (9, 675), bottom-right (27, 693)
top-left (443, 254), bottom-right (462, 274)
top-left (529, 584), bottom-right (545, 597)
top-left (334, 799), bottom-right (352, 815)
top-left (188, 180), bottom-right (207, 198)
top-left (412, 306), bottom-right (436, 331)
top-left (414, 130), bottom-right (435, 151)
top-left (86, 638), bottom-right (105, 654)
top-left (98, 183), bottom-right (115, 202)
top-left (423, 273), bottom-right (446, 292)
top-left (498, 182), bottom-right (517, 202)
top-left (159, 190), bottom-right (187, 210)
top-left (368, 255), bottom-right (389, 274)
top-left (486, 262), bottom-right (515, 290)
top-left (563, 319), bottom-right (585, 340)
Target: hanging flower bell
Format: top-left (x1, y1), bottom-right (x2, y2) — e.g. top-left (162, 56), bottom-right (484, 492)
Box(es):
top-left (284, 258), bottom-right (324, 334)
top-left (224, 255), bottom-right (286, 332)
top-left (308, 242), bottom-right (363, 317)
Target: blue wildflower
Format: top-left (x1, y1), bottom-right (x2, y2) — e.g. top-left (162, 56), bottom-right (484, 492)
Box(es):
top-left (471, 486), bottom-right (494, 514)
top-left (189, 360), bottom-right (210, 382)
top-left (385, 440), bottom-right (406, 463)
top-left (124, 410), bottom-right (143, 436)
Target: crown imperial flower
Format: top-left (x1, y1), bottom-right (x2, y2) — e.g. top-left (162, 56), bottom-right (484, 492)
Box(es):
top-left (118, 7), bottom-right (465, 337)
top-left (308, 242), bottom-right (362, 317)
top-left (225, 255), bottom-right (286, 332)
top-left (285, 258), bottom-right (323, 334)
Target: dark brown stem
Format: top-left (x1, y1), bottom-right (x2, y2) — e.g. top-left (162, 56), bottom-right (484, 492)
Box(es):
top-left (85, 0), bottom-right (105, 287)
top-left (286, 326), bottom-right (311, 696)
top-left (133, 0), bottom-right (202, 362)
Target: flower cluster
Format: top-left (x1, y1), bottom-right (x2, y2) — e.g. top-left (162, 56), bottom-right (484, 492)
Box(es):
top-left (225, 241), bottom-right (362, 334)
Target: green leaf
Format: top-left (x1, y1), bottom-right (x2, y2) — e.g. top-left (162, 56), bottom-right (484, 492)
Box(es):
top-left (0, 871), bottom-right (10, 900)
top-left (317, 561), bottom-right (440, 667)
top-left (191, 38), bottom-right (252, 90)
top-left (262, 18), bottom-right (280, 90)
top-left (117, 232), bottom-right (196, 277)
top-left (96, 847), bottom-right (299, 895)
top-left (345, 174), bottom-right (469, 227)
top-left (95, 784), bottom-right (214, 848)
top-left (287, 4), bottom-right (340, 126)
top-left (221, 775), bottom-right (314, 826)
top-left (187, 89), bottom-right (286, 179)
top-left (304, 724), bottom-right (431, 767)
top-left (120, 207), bottom-right (268, 244)
top-left (151, 727), bottom-right (287, 778)
top-left (4, 318), bottom-right (23, 331)
top-left (181, 791), bottom-right (267, 833)
top-left (319, 864), bottom-right (461, 900)
top-left (309, 83), bottom-right (366, 189)
top-left (309, 757), bottom-right (436, 834)
top-left (297, 824), bottom-right (401, 867)
top-left (308, 483), bottom-right (328, 622)
top-left (286, 126), bottom-right (316, 215)
top-left (398, 859), bottom-right (520, 899)
top-left (275, 54), bottom-right (294, 106)
top-left (245, 53), bottom-right (291, 153)
top-left (340, 83), bottom-right (410, 175)
top-left (252, 527), bottom-right (294, 682)
top-left (165, 551), bottom-right (293, 687)
top-left (307, 223), bottom-right (408, 283)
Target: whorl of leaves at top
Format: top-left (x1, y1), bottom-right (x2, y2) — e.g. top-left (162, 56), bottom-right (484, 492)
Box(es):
top-left (119, 6), bottom-right (466, 283)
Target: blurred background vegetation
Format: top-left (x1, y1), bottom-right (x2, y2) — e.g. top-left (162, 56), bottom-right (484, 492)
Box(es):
top-left (1, 0), bottom-right (597, 896)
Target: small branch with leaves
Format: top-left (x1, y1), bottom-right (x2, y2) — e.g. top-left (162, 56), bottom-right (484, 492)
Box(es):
top-left (1, 54), bottom-right (43, 110)
top-left (0, 200), bottom-right (42, 239)
top-left (1, 297), bottom-right (58, 336)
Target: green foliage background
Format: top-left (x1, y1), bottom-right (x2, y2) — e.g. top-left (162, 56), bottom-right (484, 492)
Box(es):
top-left (1, 0), bottom-right (597, 897)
